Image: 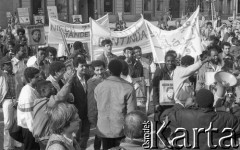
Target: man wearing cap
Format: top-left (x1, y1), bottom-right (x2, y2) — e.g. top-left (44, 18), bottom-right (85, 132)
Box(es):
top-left (0, 56), bottom-right (20, 150)
top-left (165, 89), bottom-right (240, 149)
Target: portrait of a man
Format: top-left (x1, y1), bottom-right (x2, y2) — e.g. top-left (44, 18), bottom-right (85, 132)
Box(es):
top-left (165, 86), bottom-right (174, 101)
top-left (31, 29), bottom-right (41, 43)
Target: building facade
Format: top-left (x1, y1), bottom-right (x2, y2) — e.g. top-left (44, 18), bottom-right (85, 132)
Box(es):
top-left (0, 0), bottom-right (240, 28)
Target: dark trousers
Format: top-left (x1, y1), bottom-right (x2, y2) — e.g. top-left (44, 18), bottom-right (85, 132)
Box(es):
top-left (101, 136), bottom-right (125, 150)
top-left (94, 135), bottom-right (102, 150)
top-left (76, 118), bottom-right (90, 150)
top-left (22, 128), bottom-right (40, 150)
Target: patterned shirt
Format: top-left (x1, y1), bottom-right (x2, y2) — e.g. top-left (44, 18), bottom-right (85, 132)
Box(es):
top-left (5, 72), bottom-right (16, 99)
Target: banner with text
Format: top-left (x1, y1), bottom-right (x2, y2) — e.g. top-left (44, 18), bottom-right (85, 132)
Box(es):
top-left (91, 16), bottom-right (153, 60)
top-left (48, 14), bottom-right (109, 44)
top-left (147, 7), bottom-right (203, 63)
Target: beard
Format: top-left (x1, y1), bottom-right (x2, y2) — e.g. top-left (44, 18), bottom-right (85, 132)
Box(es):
top-left (210, 59), bottom-right (219, 65)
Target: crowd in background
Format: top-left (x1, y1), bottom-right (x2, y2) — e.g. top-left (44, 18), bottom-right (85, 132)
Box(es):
top-left (1, 14), bottom-right (240, 150)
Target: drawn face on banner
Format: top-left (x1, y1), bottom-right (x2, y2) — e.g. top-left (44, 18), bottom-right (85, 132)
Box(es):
top-left (32, 29), bottom-right (41, 43)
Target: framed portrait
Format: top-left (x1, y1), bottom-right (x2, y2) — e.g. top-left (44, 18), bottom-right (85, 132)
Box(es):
top-left (26, 25), bottom-right (46, 46)
top-left (159, 80), bottom-right (175, 105)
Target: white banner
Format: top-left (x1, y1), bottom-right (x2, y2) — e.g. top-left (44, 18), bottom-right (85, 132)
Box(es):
top-left (48, 14), bottom-right (109, 44)
top-left (147, 7), bottom-right (203, 63)
top-left (91, 16), bottom-right (153, 60)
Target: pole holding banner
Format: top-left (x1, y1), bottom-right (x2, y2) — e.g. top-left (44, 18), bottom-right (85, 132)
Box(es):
top-left (59, 28), bottom-right (71, 56)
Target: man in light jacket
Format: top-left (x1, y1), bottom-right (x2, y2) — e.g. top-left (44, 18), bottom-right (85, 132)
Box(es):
top-left (94, 59), bottom-right (137, 150)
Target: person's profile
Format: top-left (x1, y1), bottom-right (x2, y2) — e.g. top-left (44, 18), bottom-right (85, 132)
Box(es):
top-left (31, 29), bottom-right (41, 43)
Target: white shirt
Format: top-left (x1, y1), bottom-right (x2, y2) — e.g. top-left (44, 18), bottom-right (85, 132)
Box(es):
top-left (11, 57), bottom-right (26, 74)
top-left (27, 56), bottom-right (37, 67)
top-left (17, 84), bottom-right (40, 132)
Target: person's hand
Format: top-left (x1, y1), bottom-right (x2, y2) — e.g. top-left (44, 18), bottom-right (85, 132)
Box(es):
top-left (201, 56), bottom-right (211, 64)
top-left (66, 69), bottom-right (76, 84)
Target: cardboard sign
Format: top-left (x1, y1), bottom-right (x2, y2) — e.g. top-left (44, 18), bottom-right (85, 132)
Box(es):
top-left (47, 6), bottom-right (58, 19)
top-left (34, 15), bottom-right (45, 25)
top-left (159, 80), bottom-right (175, 105)
top-left (17, 8), bottom-right (30, 25)
top-left (26, 25), bottom-right (46, 46)
top-left (72, 15), bottom-right (82, 24)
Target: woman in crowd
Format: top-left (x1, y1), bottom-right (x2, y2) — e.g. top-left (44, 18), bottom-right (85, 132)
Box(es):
top-left (46, 102), bottom-right (81, 150)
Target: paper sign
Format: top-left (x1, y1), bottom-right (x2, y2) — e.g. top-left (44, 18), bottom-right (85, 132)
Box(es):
top-left (118, 12), bottom-right (123, 21)
top-left (6, 12), bottom-right (11, 18)
top-left (72, 15), bottom-right (82, 24)
top-left (17, 8), bottom-right (30, 25)
top-left (34, 15), bottom-right (45, 25)
top-left (47, 6), bottom-right (58, 19)
top-left (159, 80), bottom-right (175, 105)
top-left (26, 25), bottom-right (46, 46)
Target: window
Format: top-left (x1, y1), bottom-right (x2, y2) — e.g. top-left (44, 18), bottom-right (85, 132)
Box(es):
top-left (219, 0), bottom-right (223, 14)
top-left (104, 0), bottom-right (113, 13)
top-left (186, 0), bottom-right (197, 13)
top-left (124, 0), bottom-right (132, 13)
top-left (227, 0), bottom-right (231, 14)
top-left (56, 0), bottom-right (68, 22)
top-left (156, 0), bottom-right (163, 11)
top-left (144, 0), bottom-right (151, 11)
top-left (238, 0), bottom-right (240, 13)
top-left (32, 0), bottom-right (43, 15)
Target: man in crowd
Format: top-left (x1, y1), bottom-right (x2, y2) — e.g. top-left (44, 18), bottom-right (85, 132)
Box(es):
top-left (166, 89), bottom-right (240, 149)
top-left (96, 39), bottom-right (117, 67)
top-left (17, 67), bottom-right (43, 150)
top-left (0, 56), bottom-right (21, 150)
top-left (71, 57), bottom-right (90, 150)
top-left (219, 42), bottom-right (234, 71)
top-left (46, 61), bottom-right (66, 92)
top-left (46, 46), bottom-right (57, 64)
top-left (196, 46), bottom-right (222, 91)
top-left (87, 60), bottom-right (106, 150)
top-left (27, 48), bottom-right (49, 78)
top-left (11, 44), bottom-right (27, 99)
top-left (94, 59), bottom-right (137, 150)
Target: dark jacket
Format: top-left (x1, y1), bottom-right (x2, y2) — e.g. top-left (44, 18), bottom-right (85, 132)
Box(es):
top-left (71, 75), bottom-right (90, 120)
top-left (168, 107), bottom-right (240, 150)
top-left (152, 65), bottom-right (174, 105)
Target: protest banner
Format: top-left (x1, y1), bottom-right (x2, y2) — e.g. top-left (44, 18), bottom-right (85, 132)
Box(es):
top-left (48, 14), bottom-right (109, 44)
top-left (90, 16), bottom-right (153, 60)
top-left (47, 6), bottom-right (58, 19)
top-left (34, 15), bottom-right (45, 25)
top-left (26, 25), bottom-right (46, 46)
top-left (72, 15), bottom-right (82, 24)
top-left (146, 7), bottom-right (203, 63)
top-left (159, 80), bottom-right (174, 105)
top-left (17, 8), bottom-right (30, 25)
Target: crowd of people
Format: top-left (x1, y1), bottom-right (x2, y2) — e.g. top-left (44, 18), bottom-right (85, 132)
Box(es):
top-left (1, 14), bottom-right (240, 150)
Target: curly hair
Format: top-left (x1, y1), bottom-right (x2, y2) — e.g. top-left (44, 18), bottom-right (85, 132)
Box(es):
top-left (24, 67), bottom-right (40, 83)
top-left (181, 55), bottom-right (194, 66)
top-left (91, 60), bottom-right (105, 69)
top-left (101, 39), bottom-right (112, 46)
top-left (46, 46), bottom-right (57, 57)
top-left (17, 28), bottom-right (25, 35)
